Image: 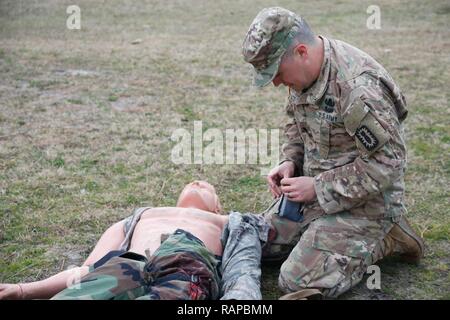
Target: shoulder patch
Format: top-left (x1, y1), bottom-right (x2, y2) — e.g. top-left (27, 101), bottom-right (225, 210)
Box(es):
top-left (354, 112), bottom-right (390, 156)
top-left (355, 125), bottom-right (379, 151)
top-left (343, 98), bottom-right (390, 156)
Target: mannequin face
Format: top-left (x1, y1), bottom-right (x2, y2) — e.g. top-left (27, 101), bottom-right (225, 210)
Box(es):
top-left (176, 181), bottom-right (223, 214)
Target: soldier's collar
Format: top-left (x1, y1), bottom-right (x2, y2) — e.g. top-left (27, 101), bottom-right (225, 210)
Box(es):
top-left (293, 35), bottom-right (331, 105)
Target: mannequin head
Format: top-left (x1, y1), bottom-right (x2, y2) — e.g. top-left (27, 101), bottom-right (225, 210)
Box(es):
top-left (176, 181), bottom-right (223, 214)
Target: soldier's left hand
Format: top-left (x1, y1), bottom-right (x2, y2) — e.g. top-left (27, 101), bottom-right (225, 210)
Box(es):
top-left (280, 176), bottom-right (317, 203)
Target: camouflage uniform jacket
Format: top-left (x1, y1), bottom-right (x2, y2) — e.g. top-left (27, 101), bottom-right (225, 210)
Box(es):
top-left (282, 36), bottom-right (409, 224)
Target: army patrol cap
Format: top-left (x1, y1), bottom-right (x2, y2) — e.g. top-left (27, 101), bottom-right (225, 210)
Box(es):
top-left (242, 7), bottom-right (303, 87)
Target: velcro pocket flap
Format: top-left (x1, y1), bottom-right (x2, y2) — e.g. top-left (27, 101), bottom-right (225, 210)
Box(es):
top-left (343, 98), bottom-right (369, 136)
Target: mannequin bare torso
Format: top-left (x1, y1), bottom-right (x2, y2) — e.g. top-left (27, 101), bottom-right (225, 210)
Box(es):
top-left (129, 207), bottom-right (229, 257)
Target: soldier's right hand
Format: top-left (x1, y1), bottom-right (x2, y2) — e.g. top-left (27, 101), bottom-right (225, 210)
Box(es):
top-left (0, 284), bottom-right (23, 300)
top-left (267, 161), bottom-right (296, 198)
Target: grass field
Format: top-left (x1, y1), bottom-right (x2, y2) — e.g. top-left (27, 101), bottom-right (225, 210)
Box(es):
top-left (0, 0), bottom-right (449, 299)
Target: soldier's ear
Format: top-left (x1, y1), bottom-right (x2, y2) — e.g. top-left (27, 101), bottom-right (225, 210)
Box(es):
top-left (293, 44), bottom-right (308, 58)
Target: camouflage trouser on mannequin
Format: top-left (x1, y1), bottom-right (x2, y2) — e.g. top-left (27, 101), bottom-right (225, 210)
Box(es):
top-left (263, 200), bottom-right (394, 298)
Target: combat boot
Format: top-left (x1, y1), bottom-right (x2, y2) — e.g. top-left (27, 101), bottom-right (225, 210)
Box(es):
top-left (382, 215), bottom-right (424, 263)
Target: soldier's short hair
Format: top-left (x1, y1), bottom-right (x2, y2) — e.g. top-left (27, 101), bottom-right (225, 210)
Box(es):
top-left (285, 19), bottom-right (316, 57)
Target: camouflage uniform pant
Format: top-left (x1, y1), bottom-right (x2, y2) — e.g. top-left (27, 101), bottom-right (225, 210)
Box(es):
top-left (264, 202), bottom-right (394, 298)
top-left (52, 229), bottom-right (220, 300)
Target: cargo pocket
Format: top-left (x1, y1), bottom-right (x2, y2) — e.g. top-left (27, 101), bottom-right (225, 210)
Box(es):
top-left (312, 224), bottom-right (378, 260)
